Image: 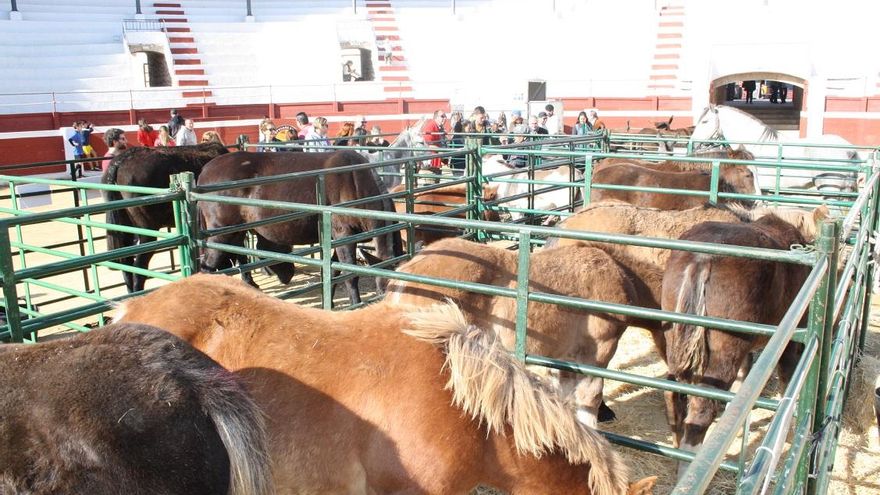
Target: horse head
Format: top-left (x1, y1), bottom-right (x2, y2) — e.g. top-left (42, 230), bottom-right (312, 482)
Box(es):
top-left (720, 164), bottom-right (758, 200)
top-left (690, 105), bottom-right (722, 150)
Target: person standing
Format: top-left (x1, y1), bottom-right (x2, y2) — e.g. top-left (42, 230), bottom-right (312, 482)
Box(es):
top-left (101, 128), bottom-right (128, 173)
top-left (304, 117), bottom-right (330, 152)
top-left (137, 119), bottom-right (158, 147)
top-left (780, 83), bottom-right (788, 104)
top-left (528, 116), bottom-right (549, 135)
top-left (572, 111), bottom-right (593, 135)
top-left (168, 109), bottom-right (185, 138)
top-left (423, 110), bottom-right (448, 169)
top-left (175, 119), bottom-right (197, 146)
top-left (154, 125), bottom-right (175, 147)
top-left (296, 112), bottom-right (312, 139)
top-left (588, 110), bottom-right (606, 131)
top-left (68, 120), bottom-right (87, 178)
top-left (543, 104), bottom-right (562, 134)
top-left (742, 80), bottom-right (756, 104)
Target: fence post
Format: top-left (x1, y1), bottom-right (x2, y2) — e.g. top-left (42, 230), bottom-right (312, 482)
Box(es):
top-left (316, 176), bottom-right (334, 309)
top-left (709, 159), bottom-right (720, 204)
top-left (795, 220), bottom-right (838, 495)
top-left (174, 172), bottom-right (200, 277)
top-left (514, 229), bottom-right (531, 361)
top-left (582, 152), bottom-right (594, 204)
top-left (0, 226), bottom-right (23, 342)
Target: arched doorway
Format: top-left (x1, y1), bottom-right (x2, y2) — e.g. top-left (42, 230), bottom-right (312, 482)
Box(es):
top-left (129, 49), bottom-right (172, 88)
top-left (709, 73), bottom-right (806, 136)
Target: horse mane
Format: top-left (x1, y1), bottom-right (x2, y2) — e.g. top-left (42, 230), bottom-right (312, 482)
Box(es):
top-left (721, 204), bottom-right (828, 242)
top-left (403, 303), bottom-right (630, 495)
top-left (717, 105), bottom-right (779, 142)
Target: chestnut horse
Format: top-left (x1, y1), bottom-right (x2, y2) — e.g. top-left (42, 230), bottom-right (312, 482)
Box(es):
top-left (389, 181), bottom-right (500, 246)
top-left (102, 142), bottom-right (229, 293)
top-left (116, 274), bottom-right (657, 495)
top-left (197, 150), bottom-right (402, 304)
top-left (590, 161), bottom-right (757, 210)
top-left (661, 214), bottom-right (814, 467)
top-left (0, 323), bottom-right (271, 495)
top-left (385, 237), bottom-right (641, 426)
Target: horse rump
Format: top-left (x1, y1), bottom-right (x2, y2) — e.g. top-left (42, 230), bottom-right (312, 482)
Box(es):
top-left (0, 324), bottom-right (272, 495)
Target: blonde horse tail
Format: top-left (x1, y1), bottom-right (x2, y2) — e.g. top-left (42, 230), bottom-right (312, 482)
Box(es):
top-left (667, 263), bottom-right (711, 380)
top-left (404, 303), bottom-right (630, 495)
top-left (190, 367), bottom-right (274, 495)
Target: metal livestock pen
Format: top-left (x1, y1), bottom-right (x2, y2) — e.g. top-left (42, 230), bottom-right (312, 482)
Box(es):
top-left (0, 132), bottom-right (877, 494)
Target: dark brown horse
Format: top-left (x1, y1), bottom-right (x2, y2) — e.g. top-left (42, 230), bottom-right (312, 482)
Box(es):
top-left (117, 274), bottom-right (658, 495)
top-left (197, 150), bottom-right (402, 304)
top-left (102, 142), bottom-right (229, 292)
top-left (389, 182), bottom-right (500, 246)
top-left (661, 214), bottom-right (812, 469)
top-left (590, 160), bottom-right (757, 210)
top-left (0, 323), bottom-right (271, 495)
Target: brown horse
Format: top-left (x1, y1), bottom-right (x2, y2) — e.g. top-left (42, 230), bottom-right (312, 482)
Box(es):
top-left (590, 161), bottom-right (757, 210)
top-left (546, 201), bottom-right (827, 342)
top-left (102, 142), bottom-right (229, 292)
top-left (116, 274), bottom-right (657, 495)
top-left (390, 182), bottom-right (500, 246)
top-left (385, 237), bottom-right (640, 427)
top-left (661, 214), bottom-right (814, 466)
top-left (0, 323), bottom-right (271, 495)
top-left (596, 148), bottom-right (755, 174)
top-left (197, 150), bottom-right (402, 304)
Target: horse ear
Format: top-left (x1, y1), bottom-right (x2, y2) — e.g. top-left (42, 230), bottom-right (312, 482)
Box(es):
top-left (668, 115), bottom-right (674, 126)
top-left (812, 204), bottom-right (831, 224)
top-left (627, 476), bottom-right (659, 495)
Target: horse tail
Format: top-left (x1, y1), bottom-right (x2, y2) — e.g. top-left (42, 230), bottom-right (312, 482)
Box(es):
top-left (101, 160), bottom-right (136, 252)
top-left (404, 303), bottom-right (630, 495)
top-left (187, 360), bottom-right (274, 495)
top-left (667, 262), bottom-right (711, 380)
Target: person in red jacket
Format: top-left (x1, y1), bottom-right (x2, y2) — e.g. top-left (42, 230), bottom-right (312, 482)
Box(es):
top-left (137, 119), bottom-right (158, 147)
top-left (422, 110), bottom-right (447, 169)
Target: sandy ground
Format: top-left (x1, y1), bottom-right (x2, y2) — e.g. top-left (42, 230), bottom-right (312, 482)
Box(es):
top-left (2, 180), bottom-right (878, 494)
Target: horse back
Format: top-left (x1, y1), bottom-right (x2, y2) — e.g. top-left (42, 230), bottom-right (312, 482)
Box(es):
top-left (0, 323), bottom-right (261, 495)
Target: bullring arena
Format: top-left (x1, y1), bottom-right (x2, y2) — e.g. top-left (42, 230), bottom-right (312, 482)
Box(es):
top-left (1, 1), bottom-right (879, 494)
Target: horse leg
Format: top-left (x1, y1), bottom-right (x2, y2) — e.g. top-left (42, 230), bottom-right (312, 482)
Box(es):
top-left (570, 374), bottom-right (605, 428)
top-left (664, 386), bottom-right (687, 449)
top-left (334, 243), bottom-right (361, 305)
top-left (131, 235), bottom-right (157, 292)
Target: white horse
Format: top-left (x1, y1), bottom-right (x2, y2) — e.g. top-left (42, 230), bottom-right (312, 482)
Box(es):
top-left (363, 118), bottom-right (427, 190)
top-left (482, 154), bottom-right (584, 223)
top-left (690, 105), bottom-right (860, 192)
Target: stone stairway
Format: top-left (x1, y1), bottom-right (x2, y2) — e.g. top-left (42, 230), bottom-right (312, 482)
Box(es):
top-left (647, 1), bottom-right (685, 94)
top-left (365, 0), bottom-right (413, 99)
top-left (740, 104), bottom-right (800, 131)
top-left (152, 1), bottom-right (214, 106)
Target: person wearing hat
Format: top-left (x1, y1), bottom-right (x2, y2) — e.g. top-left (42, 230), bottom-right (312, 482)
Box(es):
top-left (353, 115), bottom-right (368, 146)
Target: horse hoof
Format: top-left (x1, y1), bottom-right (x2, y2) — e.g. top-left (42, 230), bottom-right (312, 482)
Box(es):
top-left (598, 402), bottom-right (617, 423)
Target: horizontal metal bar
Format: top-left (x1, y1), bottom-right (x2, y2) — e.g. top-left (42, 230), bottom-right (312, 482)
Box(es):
top-left (14, 237), bottom-right (184, 281)
top-left (527, 355), bottom-right (779, 410)
top-left (0, 192), bottom-right (181, 228)
top-left (189, 193), bottom-right (817, 264)
top-left (10, 241), bottom-right (180, 282)
top-left (600, 431), bottom-right (740, 473)
top-left (0, 174), bottom-right (168, 195)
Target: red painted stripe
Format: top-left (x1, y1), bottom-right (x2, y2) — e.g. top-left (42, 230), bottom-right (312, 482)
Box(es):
top-left (160, 17), bottom-right (188, 22)
top-left (659, 21), bottom-right (684, 27)
top-left (173, 59), bottom-right (201, 65)
top-left (165, 27), bottom-right (191, 32)
top-left (375, 26), bottom-right (398, 31)
top-left (377, 34), bottom-right (400, 40)
top-left (656, 43), bottom-right (682, 49)
top-left (369, 16), bottom-right (396, 21)
top-left (182, 91), bottom-right (213, 98)
top-left (647, 84), bottom-right (675, 89)
top-left (382, 75), bottom-right (410, 81)
top-left (169, 37), bottom-right (194, 43)
top-left (384, 86), bottom-right (413, 92)
top-left (379, 65), bottom-right (408, 71)
top-left (171, 47), bottom-right (198, 54)
top-left (156, 10), bottom-right (184, 14)
top-left (654, 53), bottom-right (680, 59)
top-left (657, 33), bottom-right (682, 39)
top-left (179, 80), bottom-right (209, 86)
top-left (153, 2), bottom-right (181, 6)
top-left (651, 64), bottom-right (678, 70)
top-left (649, 74), bottom-right (676, 80)
top-left (175, 69), bottom-right (205, 75)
